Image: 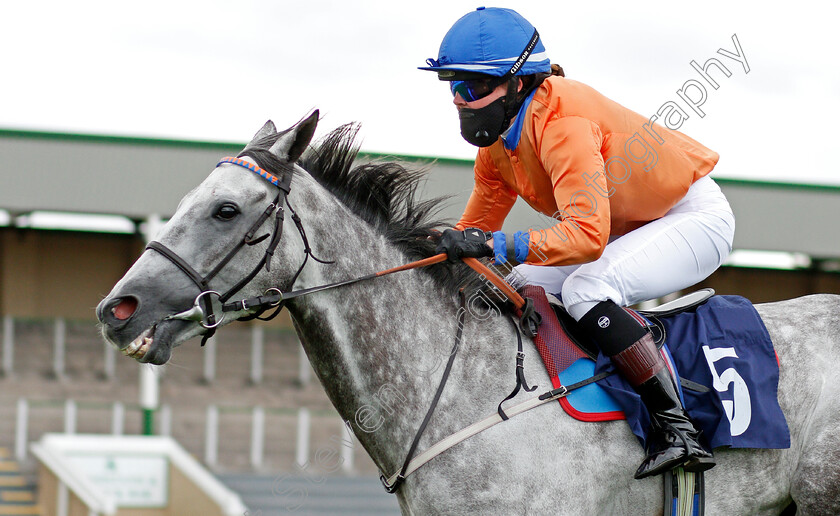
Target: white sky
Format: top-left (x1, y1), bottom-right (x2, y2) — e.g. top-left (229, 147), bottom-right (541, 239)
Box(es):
top-left (3, 1), bottom-right (838, 185)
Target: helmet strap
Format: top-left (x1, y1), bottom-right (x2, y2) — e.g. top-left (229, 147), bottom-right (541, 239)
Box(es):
top-left (501, 77), bottom-right (521, 129)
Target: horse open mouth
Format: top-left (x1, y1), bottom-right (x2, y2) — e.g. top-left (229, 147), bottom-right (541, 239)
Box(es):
top-left (120, 322), bottom-right (176, 365)
top-left (116, 319), bottom-right (200, 365)
top-left (123, 327), bottom-right (154, 360)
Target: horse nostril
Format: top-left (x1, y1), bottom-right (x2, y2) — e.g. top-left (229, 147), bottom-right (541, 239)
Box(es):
top-left (112, 297), bottom-right (138, 321)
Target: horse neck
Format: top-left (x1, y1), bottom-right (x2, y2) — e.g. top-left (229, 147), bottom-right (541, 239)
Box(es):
top-left (279, 173), bottom-right (512, 472)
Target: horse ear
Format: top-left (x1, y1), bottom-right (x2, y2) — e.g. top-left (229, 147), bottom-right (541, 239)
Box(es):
top-left (269, 110), bottom-right (319, 163)
top-left (251, 120), bottom-right (277, 144)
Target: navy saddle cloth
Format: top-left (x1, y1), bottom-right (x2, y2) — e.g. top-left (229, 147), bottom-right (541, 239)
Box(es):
top-left (524, 285), bottom-right (791, 451)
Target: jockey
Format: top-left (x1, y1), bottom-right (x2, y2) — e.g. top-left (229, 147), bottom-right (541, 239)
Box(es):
top-left (423, 7), bottom-right (734, 479)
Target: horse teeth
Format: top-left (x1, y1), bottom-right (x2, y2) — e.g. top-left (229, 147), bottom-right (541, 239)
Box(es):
top-left (135, 337), bottom-right (152, 358)
top-left (122, 333), bottom-right (152, 358)
top-left (123, 339), bottom-right (141, 356)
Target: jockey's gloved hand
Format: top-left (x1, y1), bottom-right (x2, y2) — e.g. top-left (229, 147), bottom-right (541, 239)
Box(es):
top-left (435, 228), bottom-right (494, 262)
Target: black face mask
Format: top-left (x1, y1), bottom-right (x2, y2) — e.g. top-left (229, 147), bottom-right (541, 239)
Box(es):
top-left (458, 96), bottom-right (507, 147)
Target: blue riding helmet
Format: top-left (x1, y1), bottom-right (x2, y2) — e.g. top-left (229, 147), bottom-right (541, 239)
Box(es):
top-left (419, 7), bottom-right (551, 78)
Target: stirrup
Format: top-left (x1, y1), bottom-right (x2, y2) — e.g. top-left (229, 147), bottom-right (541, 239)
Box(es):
top-left (682, 454), bottom-right (716, 473)
top-left (635, 448), bottom-right (688, 479)
top-left (667, 421), bottom-right (715, 473)
top-left (635, 422), bottom-right (714, 479)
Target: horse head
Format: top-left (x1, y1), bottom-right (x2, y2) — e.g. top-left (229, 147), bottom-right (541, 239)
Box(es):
top-left (96, 112), bottom-right (319, 364)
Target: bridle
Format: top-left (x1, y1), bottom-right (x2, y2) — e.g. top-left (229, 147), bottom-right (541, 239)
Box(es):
top-left (146, 153), bottom-right (330, 344)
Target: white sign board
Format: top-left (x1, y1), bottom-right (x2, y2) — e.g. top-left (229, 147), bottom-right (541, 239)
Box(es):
top-left (31, 434), bottom-right (247, 516)
top-left (66, 453), bottom-right (169, 508)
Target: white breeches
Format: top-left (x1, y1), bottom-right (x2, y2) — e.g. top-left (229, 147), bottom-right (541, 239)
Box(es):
top-left (511, 175), bottom-right (735, 321)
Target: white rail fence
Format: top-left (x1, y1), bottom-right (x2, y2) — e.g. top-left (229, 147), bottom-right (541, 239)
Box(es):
top-left (14, 398), bottom-right (356, 473)
top-left (0, 315), bottom-right (312, 386)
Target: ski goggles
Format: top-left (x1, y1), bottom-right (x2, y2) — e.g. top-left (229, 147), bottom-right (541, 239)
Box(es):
top-left (449, 77), bottom-right (507, 102)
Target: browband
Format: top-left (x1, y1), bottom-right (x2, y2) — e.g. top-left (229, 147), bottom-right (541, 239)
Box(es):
top-left (217, 156), bottom-right (287, 190)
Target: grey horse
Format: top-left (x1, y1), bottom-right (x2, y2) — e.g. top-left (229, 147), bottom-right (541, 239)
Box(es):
top-left (97, 114), bottom-right (840, 515)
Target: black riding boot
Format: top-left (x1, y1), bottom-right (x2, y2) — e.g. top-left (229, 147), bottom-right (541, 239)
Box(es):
top-left (578, 300), bottom-right (715, 479)
top-left (612, 333), bottom-right (716, 478)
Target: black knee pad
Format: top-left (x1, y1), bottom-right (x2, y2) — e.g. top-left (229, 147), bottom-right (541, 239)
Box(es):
top-left (577, 300), bottom-right (648, 356)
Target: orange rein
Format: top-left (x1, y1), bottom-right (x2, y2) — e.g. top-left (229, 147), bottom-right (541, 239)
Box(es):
top-left (375, 254), bottom-right (526, 310)
top-left (462, 257), bottom-right (526, 309)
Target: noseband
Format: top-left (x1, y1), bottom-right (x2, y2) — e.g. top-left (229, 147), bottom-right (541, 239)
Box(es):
top-left (146, 154), bottom-right (326, 344)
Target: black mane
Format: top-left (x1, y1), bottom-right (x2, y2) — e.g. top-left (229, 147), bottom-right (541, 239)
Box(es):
top-left (244, 123), bottom-right (479, 294)
top-left (301, 123), bottom-right (481, 292)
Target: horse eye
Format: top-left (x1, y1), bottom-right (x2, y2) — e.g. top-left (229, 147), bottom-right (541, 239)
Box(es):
top-left (214, 203), bottom-right (239, 221)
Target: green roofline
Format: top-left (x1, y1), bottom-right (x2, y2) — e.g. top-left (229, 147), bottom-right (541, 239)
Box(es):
top-left (708, 177), bottom-right (840, 193)
top-left (0, 126), bottom-right (474, 166)
top-left (2, 126), bottom-right (839, 192)
top-left (0, 127), bottom-right (245, 151)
